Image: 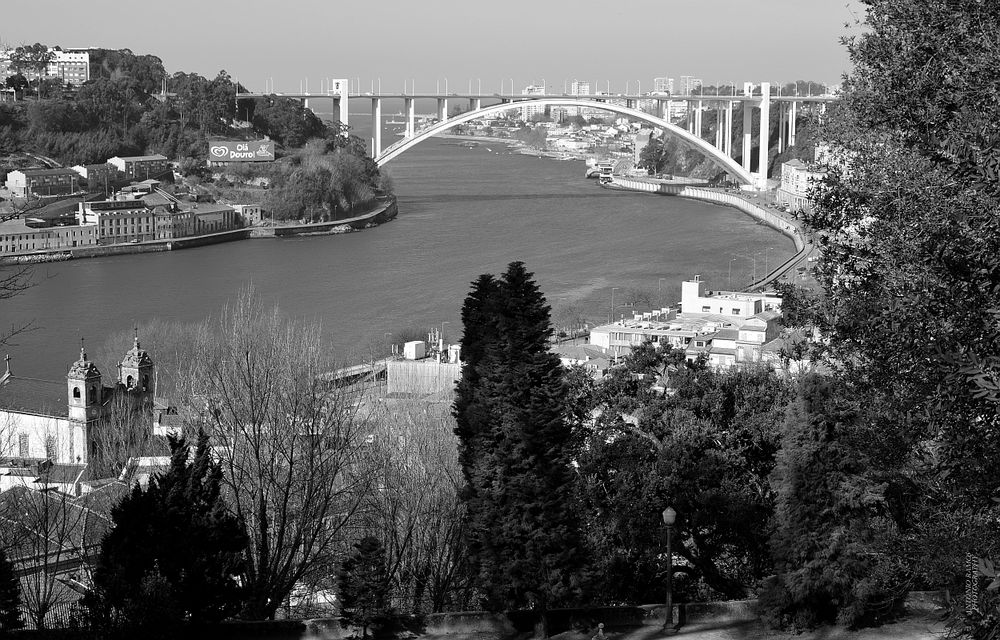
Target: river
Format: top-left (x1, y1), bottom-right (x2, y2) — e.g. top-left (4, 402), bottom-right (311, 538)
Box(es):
top-left (2, 125), bottom-right (792, 381)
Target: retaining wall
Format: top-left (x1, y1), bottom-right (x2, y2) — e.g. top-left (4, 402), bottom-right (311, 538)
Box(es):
top-left (268, 197), bottom-right (398, 238)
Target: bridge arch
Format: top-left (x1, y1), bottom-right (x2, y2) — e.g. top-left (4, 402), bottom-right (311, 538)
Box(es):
top-left (375, 98), bottom-right (755, 185)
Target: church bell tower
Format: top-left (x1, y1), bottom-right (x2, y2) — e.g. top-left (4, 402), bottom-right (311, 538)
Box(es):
top-left (119, 332), bottom-right (154, 397)
top-left (67, 345), bottom-right (102, 424)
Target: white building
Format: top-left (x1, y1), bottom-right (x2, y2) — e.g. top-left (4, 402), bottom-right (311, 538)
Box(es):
top-left (521, 84), bottom-right (546, 121)
top-left (679, 274), bottom-right (781, 318)
top-left (776, 159), bottom-right (827, 213)
top-left (653, 77), bottom-right (674, 94)
top-left (0, 339), bottom-right (155, 468)
top-left (589, 275), bottom-right (783, 367)
top-left (0, 47), bottom-right (90, 85)
top-left (679, 76), bottom-right (702, 95)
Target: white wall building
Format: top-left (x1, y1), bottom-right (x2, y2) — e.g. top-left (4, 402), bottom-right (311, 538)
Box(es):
top-left (520, 84), bottom-right (546, 121)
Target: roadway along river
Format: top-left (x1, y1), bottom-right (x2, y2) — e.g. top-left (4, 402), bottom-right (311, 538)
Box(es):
top-left (3, 137), bottom-right (792, 380)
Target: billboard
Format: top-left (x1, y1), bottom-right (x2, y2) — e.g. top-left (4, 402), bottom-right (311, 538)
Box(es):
top-left (208, 140), bottom-right (275, 162)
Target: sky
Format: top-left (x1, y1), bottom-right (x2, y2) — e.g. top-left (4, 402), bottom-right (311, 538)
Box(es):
top-left (4, 0), bottom-right (865, 94)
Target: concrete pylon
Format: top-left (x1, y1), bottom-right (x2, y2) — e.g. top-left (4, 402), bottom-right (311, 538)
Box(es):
top-left (471, 97), bottom-right (482, 111)
top-left (756, 82), bottom-right (770, 189)
top-left (777, 102), bottom-right (785, 153)
top-left (437, 98), bottom-right (449, 121)
top-left (741, 98), bottom-right (752, 173)
top-left (789, 101), bottom-right (797, 147)
top-left (725, 101), bottom-right (733, 157)
top-left (371, 98), bottom-right (382, 158)
top-left (405, 97), bottom-right (415, 138)
top-left (714, 105), bottom-right (723, 149)
top-left (695, 100), bottom-right (703, 139)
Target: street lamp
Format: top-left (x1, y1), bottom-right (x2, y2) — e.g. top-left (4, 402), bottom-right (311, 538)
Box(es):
top-left (610, 287), bottom-right (620, 323)
top-left (729, 257), bottom-right (737, 290)
top-left (764, 247), bottom-right (773, 274)
top-left (662, 506), bottom-right (677, 632)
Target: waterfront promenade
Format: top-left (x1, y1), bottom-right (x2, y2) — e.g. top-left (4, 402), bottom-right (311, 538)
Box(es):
top-left (0, 197), bottom-right (398, 265)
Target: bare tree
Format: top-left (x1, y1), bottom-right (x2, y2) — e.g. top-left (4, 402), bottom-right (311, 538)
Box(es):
top-left (186, 287), bottom-right (375, 620)
top-left (0, 265), bottom-right (34, 347)
top-left (87, 394), bottom-right (166, 480)
top-left (0, 482), bottom-right (93, 630)
top-left (362, 399), bottom-right (472, 613)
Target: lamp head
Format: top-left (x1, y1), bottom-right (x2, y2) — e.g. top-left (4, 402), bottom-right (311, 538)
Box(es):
top-left (662, 506), bottom-right (676, 526)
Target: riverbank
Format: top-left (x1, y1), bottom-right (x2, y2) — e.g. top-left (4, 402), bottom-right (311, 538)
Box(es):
top-left (251, 196), bottom-right (397, 238)
top-left (0, 197), bottom-right (397, 265)
top-left (605, 177), bottom-right (812, 288)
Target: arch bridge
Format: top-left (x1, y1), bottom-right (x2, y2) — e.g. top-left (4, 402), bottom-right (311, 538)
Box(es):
top-left (236, 82), bottom-right (834, 189)
top-left (376, 97), bottom-right (755, 185)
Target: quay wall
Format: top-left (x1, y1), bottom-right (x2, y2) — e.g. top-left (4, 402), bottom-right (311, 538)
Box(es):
top-left (259, 197), bottom-right (398, 238)
top-left (0, 198), bottom-right (397, 264)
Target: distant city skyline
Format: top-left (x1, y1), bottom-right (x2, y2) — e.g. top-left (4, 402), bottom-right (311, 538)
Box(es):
top-left (4, 0), bottom-right (864, 93)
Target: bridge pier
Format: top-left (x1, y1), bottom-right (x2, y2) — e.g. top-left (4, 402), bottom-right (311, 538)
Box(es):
top-left (755, 82), bottom-right (770, 189)
top-left (714, 104), bottom-right (723, 149)
top-left (777, 102), bottom-right (785, 153)
top-left (405, 97), bottom-right (416, 137)
top-left (789, 100), bottom-right (797, 146)
top-left (695, 100), bottom-right (703, 139)
top-left (437, 98), bottom-right (449, 122)
top-left (470, 97), bottom-right (481, 111)
top-left (371, 97), bottom-right (382, 158)
top-left (724, 101), bottom-right (733, 157)
top-left (741, 98), bottom-right (752, 173)
top-left (657, 99), bottom-right (668, 121)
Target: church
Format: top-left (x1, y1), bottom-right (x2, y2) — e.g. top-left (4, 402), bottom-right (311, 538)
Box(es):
top-left (0, 336), bottom-right (158, 479)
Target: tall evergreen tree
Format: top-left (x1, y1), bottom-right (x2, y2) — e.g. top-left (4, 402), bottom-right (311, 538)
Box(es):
top-left (454, 262), bottom-right (583, 635)
top-left (0, 549), bottom-right (23, 631)
top-left (337, 536), bottom-right (390, 639)
top-left (760, 375), bottom-right (906, 629)
top-left (86, 430), bottom-right (247, 629)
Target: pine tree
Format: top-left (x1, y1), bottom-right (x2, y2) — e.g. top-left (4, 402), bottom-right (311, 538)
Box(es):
top-left (87, 430), bottom-right (247, 629)
top-left (454, 261), bottom-right (583, 635)
top-left (338, 536), bottom-right (390, 639)
top-left (760, 375), bottom-right (906, 629)
top-left (0, 549), bottom-right (23, 631)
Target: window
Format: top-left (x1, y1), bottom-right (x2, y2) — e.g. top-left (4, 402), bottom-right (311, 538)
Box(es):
top-left (701, 306), bottom-right (710, 312)
top-left (73, 386), bottom-right (80, 398)
top-left (732, 308), bottom-right (740, 315)
top-left (19, 434), bottom-right (29, 458)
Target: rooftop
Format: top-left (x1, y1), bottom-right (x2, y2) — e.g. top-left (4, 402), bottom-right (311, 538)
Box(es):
top-left (0, 374), bottom-right (68, 417)
top-left (110, 154), bottom-right (168, 162)
top-left (11, 167), bottom-right (78, 177)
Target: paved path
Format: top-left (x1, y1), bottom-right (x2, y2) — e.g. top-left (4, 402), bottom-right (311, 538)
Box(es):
top-left (547, 617), bottom-right (945, 640)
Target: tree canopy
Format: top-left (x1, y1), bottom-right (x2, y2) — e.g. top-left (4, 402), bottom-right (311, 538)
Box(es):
top-left (454, 262), bottom-right (584, 629)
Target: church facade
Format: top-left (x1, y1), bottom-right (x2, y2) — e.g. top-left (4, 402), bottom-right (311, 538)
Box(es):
top-left (0, 337), bottom-right (155, 467)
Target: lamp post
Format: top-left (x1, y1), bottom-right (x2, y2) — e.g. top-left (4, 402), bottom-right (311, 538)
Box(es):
top-left (657, 278), bottom-right (666, 306)
top-left (610, 287), bottom-right (619, 323)
top-left (662, 506), bottom-right (677, 632)
top-left (764, 247), bottom-right (773, 274)
top-left (729, 257), bottom-right (737, 290)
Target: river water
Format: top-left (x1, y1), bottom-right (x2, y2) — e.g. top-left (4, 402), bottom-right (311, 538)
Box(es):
top-left (3, 125), bottom-right (791, 380)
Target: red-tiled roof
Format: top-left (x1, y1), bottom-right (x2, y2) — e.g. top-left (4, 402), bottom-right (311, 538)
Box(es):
top-left (0, 375), bottom-right (67, 417)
